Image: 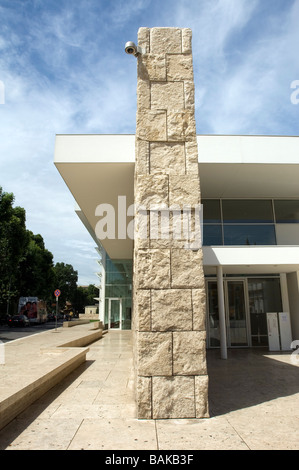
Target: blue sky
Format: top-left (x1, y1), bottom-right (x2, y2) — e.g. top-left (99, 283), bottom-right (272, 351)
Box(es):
top-left (0, 0), bottom-right (298, 286)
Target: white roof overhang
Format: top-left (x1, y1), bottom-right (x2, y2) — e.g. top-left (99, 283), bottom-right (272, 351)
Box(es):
top-left (203, 246), bottom-right (299, 275)
top-left (54, 134), bottom-right (299, 260)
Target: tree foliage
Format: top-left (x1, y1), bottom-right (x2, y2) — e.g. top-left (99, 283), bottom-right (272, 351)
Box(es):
top-left (53, 262), bottom-right (78, 307)
top-left (18, 232), bottom-right (55, 302)
top-left (0, 186), bottom-right (97, 317)
top-left (72, 284), bottom-right (99, 313)
top-left (0, 188), bottom-right (29, 313)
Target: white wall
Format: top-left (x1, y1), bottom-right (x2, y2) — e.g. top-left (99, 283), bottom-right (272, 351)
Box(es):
top-left (276, 225), bottom-right (299, 245)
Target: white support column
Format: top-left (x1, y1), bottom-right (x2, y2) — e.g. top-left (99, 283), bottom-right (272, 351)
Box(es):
top-left (280, 273), bottom-right (290, 313)
top-left (98, 247), bottom-right (106, 324)
top-left (217, 265), bottom-right (227, 360)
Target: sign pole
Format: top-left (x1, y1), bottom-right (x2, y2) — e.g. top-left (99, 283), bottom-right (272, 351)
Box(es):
top-left (55, 296), bottom-right (58, 331)
top-left (54, 289), bottom-right (61, 332)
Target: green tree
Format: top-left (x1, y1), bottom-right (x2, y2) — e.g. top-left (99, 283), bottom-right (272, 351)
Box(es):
top-left (72, 286), bottom-right (88, 313)
top-left (0, 188), bottom-right (29, 315)
top-left (18, 232), bottom-right (55, 303)
top-left (72, 284), bottom-right (99, 313)
top-left (53, 262), bottom-right (78, 307)
top-left (86, 284), bottom-right (99, 305)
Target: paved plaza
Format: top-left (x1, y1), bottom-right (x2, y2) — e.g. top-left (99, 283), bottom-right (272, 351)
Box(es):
top-left (0, 329), bottom-right (298, 450)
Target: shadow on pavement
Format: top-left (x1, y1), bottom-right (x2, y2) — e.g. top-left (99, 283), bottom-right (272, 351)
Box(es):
top-left (207, 348), bottom-right (299, 416)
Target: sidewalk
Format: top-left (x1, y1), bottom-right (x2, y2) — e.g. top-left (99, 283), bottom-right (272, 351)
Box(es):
top-left (0, 327), bottom-right (298, 450)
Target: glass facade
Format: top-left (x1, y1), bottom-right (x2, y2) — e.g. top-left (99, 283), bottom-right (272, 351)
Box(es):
top-left (104, 256), bottom-right (132, 330)
top-left (207, 277), bottom-right (283, 348)
top-left (248, 278), bottom-right (282, 347)
top-left (202, 199), bottom-right (299, 246)
top-left (274, 200), bottom-right (299, 223)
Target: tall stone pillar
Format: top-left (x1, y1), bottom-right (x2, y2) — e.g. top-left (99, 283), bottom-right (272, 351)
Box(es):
top-left (133, 27), bottom-right (209, 419)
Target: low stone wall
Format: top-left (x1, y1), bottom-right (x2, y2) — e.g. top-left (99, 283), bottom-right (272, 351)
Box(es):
top-left (63, 319), bottom-right (89, 328)
top-left (79, 313), bottom-right (99, 321)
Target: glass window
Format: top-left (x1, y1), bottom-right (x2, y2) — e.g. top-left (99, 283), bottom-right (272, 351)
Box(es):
top-left (202, 199), bottom-right (221, 223)
top-left (105, 256), bottom-right (132, 329)
top-left (223, 225), bottom-right (276, 245)
top-left (222, 200), bottom-right (274, 223)
top-left (248, 278), bottom-right (282, 314)
top-left (203, 225), bottom-right (223, 246)
top-left (274, 200), bottom-right (299, 223)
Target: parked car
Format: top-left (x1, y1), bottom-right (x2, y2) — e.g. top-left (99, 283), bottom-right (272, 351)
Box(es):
top-left (47, 313), bottom-right (56, 322)
top-left (8, 315), bottom-right (30, 327)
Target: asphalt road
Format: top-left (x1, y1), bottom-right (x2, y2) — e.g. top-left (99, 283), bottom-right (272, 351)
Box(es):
top-left (0, 321), bottom-right (64, 343)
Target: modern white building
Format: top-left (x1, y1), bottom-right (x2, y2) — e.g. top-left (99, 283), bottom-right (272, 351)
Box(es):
top-left (54, 133), bottom-right (299, 356)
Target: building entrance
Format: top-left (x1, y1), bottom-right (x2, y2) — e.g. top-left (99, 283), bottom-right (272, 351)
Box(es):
top-left (206, 277), bottom-right (283, 348)
top-left (207, 279), bottom-right (249, 348)
top-left (108, 298), bottom-right (122, 329)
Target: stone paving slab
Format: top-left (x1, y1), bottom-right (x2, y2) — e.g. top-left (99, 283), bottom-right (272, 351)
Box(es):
top-left (0, 330), bottom-right (298, 450)
top-left (0, 323), bottom-right (103, 431)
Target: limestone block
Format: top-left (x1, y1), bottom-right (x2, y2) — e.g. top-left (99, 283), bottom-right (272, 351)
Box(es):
top-left (136, 110), bottom-right (167, 141)
top-left (136, 289), bottom-right (151, 331)
top-left (149, 142), bottom-right (185, 174)
top-left (184, 81), bottom-right (195, 111)
top-left (169, 175), bottom-right (200, 206)
top-left (135, 174), bottom-right (169, 207)
top-left (135, 139), bottom-right (149, 175)
top-left (151, 82), bottom-right (184, 111)
top-left (147, 207), bottom-right (189, 247)
top-left (192, 288), bottom-right (206, 331)
top-left (151, 289), bottom-right (192, 331)
top-left (166, 54), bottom-right (194, 81)
top-left (137, 249), bottom-right (171, 289)
top-left (152, 376), bottom-right (195, 419)
top-left (138, 54), bottom-right (166, 82)
top-left (137, 376), bottom-right (152, 419)
top-left (137, 79), bottom-right (150, 109)
top-left (182, 28), bottom-right (192, 54)
top-left (138, 27), bottom-right (150, 51)
top-left (150, 28), bottom-right (182, 54)
top-left (138, 332), bottom-right (172, 376)
top-left (171, 248), bottom-right (205, 288)
top-left (195, 375), bottom-right (209, 418)
top-left (173, 331), bottom-right (207, 375)
top-left (134, 208), bottom-right (150, 249)
top-left (167, 111), bottom-right (196, 141)
top-left (185, 139), bottom-right (199, 174)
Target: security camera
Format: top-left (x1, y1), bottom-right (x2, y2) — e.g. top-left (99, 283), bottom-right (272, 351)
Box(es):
top-left (125, 41), bottom-right (145, 57)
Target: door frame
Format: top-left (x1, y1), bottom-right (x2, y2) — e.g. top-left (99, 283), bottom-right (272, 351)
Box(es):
top-left (206, 278), bottom-right (251, 348)
top-left (108, 298), bottom-right (122, 330)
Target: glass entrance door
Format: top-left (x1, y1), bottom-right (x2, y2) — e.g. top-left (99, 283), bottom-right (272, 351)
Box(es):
top-left (108, 298), bottom-right (122, 329)
top-left (226, 280), bottom-right (249, 347)
top-left (207, 279), bottom-right (249, 348)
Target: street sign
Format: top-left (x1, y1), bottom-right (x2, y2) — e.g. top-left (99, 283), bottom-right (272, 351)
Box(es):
top-left (54, 289), bottom-right (61, 298)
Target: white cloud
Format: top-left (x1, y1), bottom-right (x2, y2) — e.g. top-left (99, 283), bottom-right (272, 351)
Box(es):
top-left (0, 0), bottom-right (298, 285)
